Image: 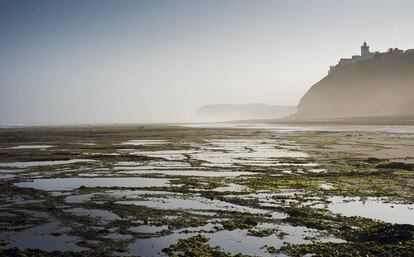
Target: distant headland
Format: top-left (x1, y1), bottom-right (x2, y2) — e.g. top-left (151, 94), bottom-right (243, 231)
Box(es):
top-left (196, 42), bottom-right (414, 125)
top-left (292, 42), bottom-right (414, 120)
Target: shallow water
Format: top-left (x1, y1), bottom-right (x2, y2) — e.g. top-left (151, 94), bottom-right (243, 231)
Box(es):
top-left (115, 161), bottom-right (191, 169)
top-left (117, 196), bottom-right (287, 219)
top-left (128, 233), bottom-right (192, 257)
top-left (63, 190), bottom-right (175, 204)
top-left (118, 169), bottom-right (256, 177)
top-left (15, 177), bottom-right (170, 191)
top-left (65, 207), bottom-right (121, 221)
top-left (106, 189), bottom-right (174, 197)
top-left (128, 150), bottom-right (192, 161)
top-left (0, 159), bottom-right (95, 168)
top-left (127, 222), bottom-right (343, 257)
top-left (328, 196), bottom-right (414, 225)
top-left (0, 220), bottom-right (85, 252)
top-left (0, 173), bottom-right (15, 180)
top-left (103, 233), bottom-right (133, 241)
top-left (64, 193), bottom-right (94, 204)
top-left (209, 224), bottom-right (344, 256)
top-left (119, 140), bottom-right (168, 146)
top-left (129, 225), bottom-right (168, 234)
top-left (8, 145), bottom-right (54, 149)
top-left (182, 123), bottom-right (414, 134)
top-left (123, 138), bottom-right (307, 169)
top-left (191, 139), bottom-right (308, 168)
top-left (74, 142), bottom-right (97, 146)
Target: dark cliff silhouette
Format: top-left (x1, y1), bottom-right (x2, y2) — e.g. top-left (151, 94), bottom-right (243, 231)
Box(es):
top-left (295, 50), bottom-right (414, 119)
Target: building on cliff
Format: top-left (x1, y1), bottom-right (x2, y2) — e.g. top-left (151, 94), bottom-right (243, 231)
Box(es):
top-left (329, 42), bottom-right (375, 74)
top-left (328, 42), bottom-right (411, 75)
top-left (297, 43), bottom-right (414, 119)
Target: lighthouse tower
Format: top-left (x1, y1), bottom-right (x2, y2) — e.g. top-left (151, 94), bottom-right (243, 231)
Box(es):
top-left (361, 42), bottom-right (370, 57)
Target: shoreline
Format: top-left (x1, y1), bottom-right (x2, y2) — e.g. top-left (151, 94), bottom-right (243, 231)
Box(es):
top-left (223, 114), bottom-right (414, 126)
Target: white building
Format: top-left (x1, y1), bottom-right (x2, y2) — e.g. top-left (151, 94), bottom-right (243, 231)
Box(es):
top-left (361, 41), bottom-right (371, 57)
top-left (329, 42), bottom-right (374, 74)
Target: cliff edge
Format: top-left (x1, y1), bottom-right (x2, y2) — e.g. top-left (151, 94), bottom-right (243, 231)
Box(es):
top-left (296, 51), bottom-right (414, 119)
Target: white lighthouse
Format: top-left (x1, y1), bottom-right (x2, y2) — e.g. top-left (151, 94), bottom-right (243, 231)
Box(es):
top-left (328, 42), bottom-right (376, 74)
top-left (361, 42), bottom-right (370, 57)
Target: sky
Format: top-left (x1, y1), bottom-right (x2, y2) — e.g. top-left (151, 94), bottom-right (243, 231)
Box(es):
top-left (1, 0), bottom-right (414, 124)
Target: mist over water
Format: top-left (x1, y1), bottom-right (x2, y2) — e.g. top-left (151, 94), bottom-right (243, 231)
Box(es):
top-left (1, 0), bottom-right (414, 124)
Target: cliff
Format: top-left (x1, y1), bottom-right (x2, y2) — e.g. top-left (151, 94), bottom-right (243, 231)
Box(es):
top-left (296, 51), bottom-right (414, 119)
top-left (197, 103), bottom-right (296, 122)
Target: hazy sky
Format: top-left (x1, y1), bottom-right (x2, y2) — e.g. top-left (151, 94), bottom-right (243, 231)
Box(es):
top-left (1, 0), bottom-right (414, 124)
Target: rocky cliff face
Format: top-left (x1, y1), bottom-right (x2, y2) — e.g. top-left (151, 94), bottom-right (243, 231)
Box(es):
top-left (296, 52), bottom-right (414, 119)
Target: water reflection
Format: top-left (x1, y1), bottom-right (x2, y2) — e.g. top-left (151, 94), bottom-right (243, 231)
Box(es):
top-left (16, 177), bottom-right (170, 191)
top-left (328, 196), bottom-right (414, 225)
